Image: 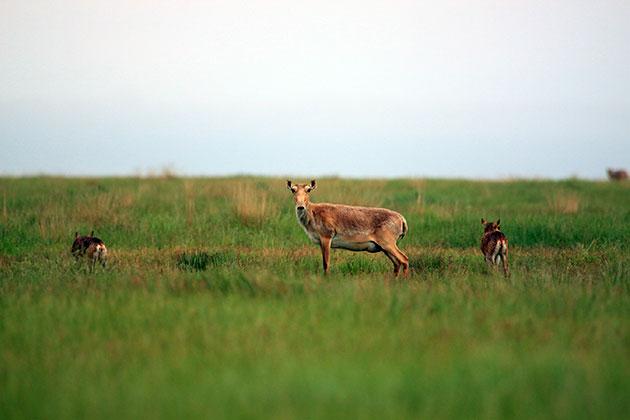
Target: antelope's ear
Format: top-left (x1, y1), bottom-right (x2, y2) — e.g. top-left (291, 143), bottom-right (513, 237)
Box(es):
top-left (481, 218), bottom-right (486, 224)
top-left (310, 179), bottom-right (317, 190)
top-left (75, 231), bottom-right (79, 238)
top-left (286, 180), bottom-right (293, 190)
top-left (496, 219), bottom-right (500, 226)
top-left (90, 230), bottom-right (94, 237)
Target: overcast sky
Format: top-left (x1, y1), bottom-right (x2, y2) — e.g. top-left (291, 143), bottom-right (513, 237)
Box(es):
top-left (1, 0), bottom-right (629, 178)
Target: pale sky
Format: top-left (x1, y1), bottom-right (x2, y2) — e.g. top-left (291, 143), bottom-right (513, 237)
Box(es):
top-left (1, 0), bottom-right (629, 178)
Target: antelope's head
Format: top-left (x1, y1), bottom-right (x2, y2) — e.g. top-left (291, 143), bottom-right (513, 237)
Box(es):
top-left (71, 231), bottom-right (84, 255)
top-left (287, 180), bottom-right (317, 211)
top-left (481, 218), bottom-right (501, 233)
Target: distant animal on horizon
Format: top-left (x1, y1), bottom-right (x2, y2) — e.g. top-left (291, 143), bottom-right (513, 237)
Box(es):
top-left (287, 180), bottom-right (409, 276)
top-left (71, 231), bottom-right (108, 271)
top-left (607, 168), bottom-right (628, 181)
top-left (480, 219), bottom-right (509, 277)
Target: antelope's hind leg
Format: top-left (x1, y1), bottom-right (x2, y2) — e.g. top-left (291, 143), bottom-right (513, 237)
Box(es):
top-left (502, 252), bottom-right (510, 277)
top-left (86, 244), bottom-right (97, 273)
top-left (98, 254), bottom-right (106, 268)
top-left (380, 242), bottom-right (407, 276)
top-left (394, 244), bottom-right (409, 275)
top-left (382, 249), bottom-right (401, 276)
top-left (484, 255), bottom-right (494, 273)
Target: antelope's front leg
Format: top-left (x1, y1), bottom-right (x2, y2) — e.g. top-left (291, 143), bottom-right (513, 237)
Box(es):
top-left (319, 236), bottom-right (332, 274)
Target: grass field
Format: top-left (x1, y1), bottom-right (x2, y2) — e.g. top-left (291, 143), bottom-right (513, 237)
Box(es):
top-left (0, 176), bottom-right (628, 419)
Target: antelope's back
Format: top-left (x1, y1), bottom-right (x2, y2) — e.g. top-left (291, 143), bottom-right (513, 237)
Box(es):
top-left (482, 231), bottom-right (507, 254)
top-left (315, 203), bottom-right (405, 235)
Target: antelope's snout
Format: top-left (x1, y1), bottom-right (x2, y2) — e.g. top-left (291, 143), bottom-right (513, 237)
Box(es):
top-left (293, 191), bottom-right (309, 211)
top-left (294, 194), bottom-right (308, 211)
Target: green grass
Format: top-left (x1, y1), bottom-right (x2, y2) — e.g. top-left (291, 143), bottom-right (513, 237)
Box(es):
top-left (0, 177), bottom-right (628, 419)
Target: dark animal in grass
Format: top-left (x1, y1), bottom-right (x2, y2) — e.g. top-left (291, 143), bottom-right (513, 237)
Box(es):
top-left (71, 231), bottom-right (108, 271)
top-left (607, 168), bottom-right (628, 181)
top-left (480, 219), bottom-right (509, 277)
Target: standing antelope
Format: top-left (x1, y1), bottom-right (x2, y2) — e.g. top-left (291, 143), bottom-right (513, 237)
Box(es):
top-left (607, 168), bottom-right (628, 181)
top-left (71, 231), bottom-right (108, 271)
top-left (287, 180), bottom-right (409, 276)
top-left (480, 219), bottom-right (509, 277)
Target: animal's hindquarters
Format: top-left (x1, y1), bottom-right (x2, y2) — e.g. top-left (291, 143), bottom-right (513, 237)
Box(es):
top-left (87, 243), bottom-right (108, 267)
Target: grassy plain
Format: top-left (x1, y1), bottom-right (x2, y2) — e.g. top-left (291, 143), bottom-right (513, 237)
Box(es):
top-left (0, 177), bottom-right (628, 419)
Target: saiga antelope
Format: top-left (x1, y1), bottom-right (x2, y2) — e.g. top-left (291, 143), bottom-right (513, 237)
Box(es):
top-left (480, 219), bottom-right (509, 277)
top-left (287, 180), bottom-right (409, 276)
top-left (607, 168), bottom-right (628, 181)
top-left (71, 231), bottom-right (108, 271)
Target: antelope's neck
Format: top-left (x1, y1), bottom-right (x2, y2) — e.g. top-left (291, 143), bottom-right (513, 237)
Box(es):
top-left (296, 204), bottom-right (322, 244)
top-left (295, 204), bottom-right (313, 227)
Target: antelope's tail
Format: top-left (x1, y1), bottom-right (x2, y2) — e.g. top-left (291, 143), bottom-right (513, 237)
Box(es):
top-left (399, 216), bottom-right (408, 241)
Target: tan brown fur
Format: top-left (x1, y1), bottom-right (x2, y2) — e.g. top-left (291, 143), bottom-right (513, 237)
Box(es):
top-left (288, 180), bottom-right (408, 276)
top-left (480, 219), bottom-right (509, 277)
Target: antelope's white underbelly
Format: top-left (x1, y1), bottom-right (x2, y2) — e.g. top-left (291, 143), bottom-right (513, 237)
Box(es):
top-left (331, 237), bottom-right (381, 252)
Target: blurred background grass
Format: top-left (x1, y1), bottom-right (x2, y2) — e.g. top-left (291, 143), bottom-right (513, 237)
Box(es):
top-left (1, 176), bottom-right (628, 253)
